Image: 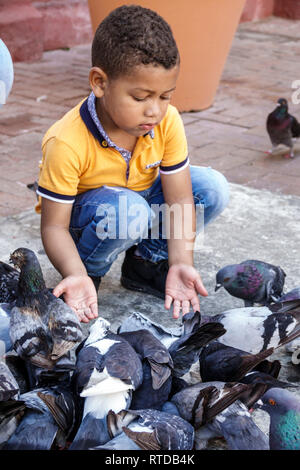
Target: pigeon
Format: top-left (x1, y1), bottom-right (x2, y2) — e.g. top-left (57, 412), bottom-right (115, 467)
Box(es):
top-left (0, 303), bottom-right (13, 354)
top-left (9, 247), bottom-right (83, 369)
top-left (194, 399), bottom-right (269, 450)
top-left (0, 399), bottom-right (26, 448)
top-left (200, 306), bottom-right (300, 354)
top-left (0, 360), bottom-right (19, 401)
top-left (119, 329), bottom-right (174, 411)
top-left (93, 408), bottom-right (194, 450)
top-left (0, 261), bottom-right (19, 304)
top-left (215, 260), bottom-right (286, 306)
top-left (170, 381), bottom-right (269, 450)
top-left (266, 98), bottom-right (300, 158)
top-left (240, 370), bottom-right (294, 392)
top-left (199, 341), bottom-right (276, 383)
top-left (256, 388), bottom-right (300, 450)
top-left (69, 317), bottom-right (143, 450)
top-left (3, 388), bottom-right (63, 450)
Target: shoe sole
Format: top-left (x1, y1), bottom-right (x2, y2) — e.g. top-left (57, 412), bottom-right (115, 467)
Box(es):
top-left (120, 276), bottom-right (165, 300)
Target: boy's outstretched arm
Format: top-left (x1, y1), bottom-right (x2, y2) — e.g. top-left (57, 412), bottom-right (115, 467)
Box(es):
top-left (160, 166), bottom-right (208, 320)
top-left (40, 198), bottom-right (98, 323)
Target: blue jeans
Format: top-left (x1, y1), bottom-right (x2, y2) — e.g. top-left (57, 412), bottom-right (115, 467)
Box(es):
top-left (69, 166), bottom-right (230, 277)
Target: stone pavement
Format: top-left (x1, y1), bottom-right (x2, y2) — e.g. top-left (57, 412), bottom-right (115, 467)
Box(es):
top-left (0, 16), bottom-right (300, 448)
top-left (1, 16), bottom-right (300, 217)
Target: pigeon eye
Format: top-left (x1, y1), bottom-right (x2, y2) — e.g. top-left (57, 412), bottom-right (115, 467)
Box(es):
top-left (223, 277), bottom-right (231, 282)
top-left (268, 398), bottom-right (276, 406)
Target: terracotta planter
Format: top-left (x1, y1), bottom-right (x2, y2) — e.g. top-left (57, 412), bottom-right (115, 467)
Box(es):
top-left (87, 0), bottom-right (246, 111)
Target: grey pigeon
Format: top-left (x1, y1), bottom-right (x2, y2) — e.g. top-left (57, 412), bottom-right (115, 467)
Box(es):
top-left (3, 388), bottom-right (61, 450)
top-left (200, 306), bottom-right (300, 354)
top-left (93, 408), bottom-right (194, 450)
top-left (266, 98), bottom-right (300, 158)
top-left (69, 317), bottom-right (143, 450)
top-left (170, 380), bottom-right (269, 450)
top-left (194, 399), bottom-right (269, 450)
top-left (215, 259), bottom-right (286, 306)
top-left (9, 247), bottom-right (83, 369)
top-left (256, 388), bottom-right (300, 450)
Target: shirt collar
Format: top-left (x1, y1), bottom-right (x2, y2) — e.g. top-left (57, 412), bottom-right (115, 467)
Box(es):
top-left (81, 92), bottom-right (155, 149)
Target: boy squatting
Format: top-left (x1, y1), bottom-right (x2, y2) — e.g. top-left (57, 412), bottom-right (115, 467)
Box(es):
top-left (36, 5), bottom-right (230, 323)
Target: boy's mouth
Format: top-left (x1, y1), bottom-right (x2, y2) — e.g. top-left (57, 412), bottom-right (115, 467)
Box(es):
top-left (139, 123), bottom-right (156, 131)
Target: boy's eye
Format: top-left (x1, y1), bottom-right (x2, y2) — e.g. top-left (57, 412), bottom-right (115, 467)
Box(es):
top-left (133, 96), bottom-right (146, 102)
top-left (160, 95), bottom-right (171, 101)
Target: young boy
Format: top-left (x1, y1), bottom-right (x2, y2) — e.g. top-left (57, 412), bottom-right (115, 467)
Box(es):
top-left (36, 5), bottom-right (229, 323)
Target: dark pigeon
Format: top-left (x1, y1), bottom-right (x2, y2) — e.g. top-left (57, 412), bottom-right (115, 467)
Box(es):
top-left (93, 408), bottom-right (194, 450)
top-left (199, 341), bottom-right (276, 383)
top-left (9, 247), bottom-right (83, 369)
top-left (119, 329), bottom-right (174, 411)
top-left (256, 388), bottom-right (300, 450)
top-left (266, 98), bottom-right (300, 158)
top-left (0, 260), bottom-right (19, 304)
top-left (215, 259), bottom-right (286, 306)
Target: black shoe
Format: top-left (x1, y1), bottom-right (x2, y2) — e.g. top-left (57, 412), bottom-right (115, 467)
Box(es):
top-left (120, 246), bottom-right (168, 299)
top-left (90, 276), bottom-right (102, 292)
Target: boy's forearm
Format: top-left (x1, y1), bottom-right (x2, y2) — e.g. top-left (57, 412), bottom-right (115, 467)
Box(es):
top-left (166, 198), bottom-right (196, 266)
top-left (41, 225), bottom-right (87, 278)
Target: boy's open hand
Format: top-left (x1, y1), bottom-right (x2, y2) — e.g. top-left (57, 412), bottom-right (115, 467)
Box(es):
top-left (164, 264), bottom-right (208, 320)
top-left (53, 275), bottom-right (98, 323)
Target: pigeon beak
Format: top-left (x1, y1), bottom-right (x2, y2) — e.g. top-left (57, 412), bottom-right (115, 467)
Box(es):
top-left (215, 283), bottom-right (222, 292)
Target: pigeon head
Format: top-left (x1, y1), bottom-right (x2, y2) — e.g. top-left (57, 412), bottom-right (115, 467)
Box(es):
top-left (215, 264), bottom-right (238, 292)
top-left (85, 317), bottom-right (111, 345)
top-left (259, 387), bottom-right (300, 414)
top-left (10, 247), bottom-right (38, 270)
top-left (277, 98), bottom-right (288, 109)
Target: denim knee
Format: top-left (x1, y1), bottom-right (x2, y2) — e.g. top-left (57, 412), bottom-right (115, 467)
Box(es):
top-left (190, 166), bottom-right (230, 224)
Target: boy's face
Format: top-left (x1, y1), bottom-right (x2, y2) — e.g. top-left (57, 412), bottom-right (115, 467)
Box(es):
top-left (93, 63), bottom-right (179, 137)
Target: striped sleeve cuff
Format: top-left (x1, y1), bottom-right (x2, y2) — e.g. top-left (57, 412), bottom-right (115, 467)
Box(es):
top-left (37, 186), bottom-right (76, 204)
top-left (159, 157), bottom-right (189, 175)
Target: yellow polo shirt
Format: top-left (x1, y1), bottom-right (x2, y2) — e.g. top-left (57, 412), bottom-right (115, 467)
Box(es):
top-left (35, 97), bottom-right (189, 213)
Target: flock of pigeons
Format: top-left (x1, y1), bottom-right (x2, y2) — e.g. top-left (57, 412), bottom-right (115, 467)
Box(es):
top-left (0, 248), bottom-right (299, 451)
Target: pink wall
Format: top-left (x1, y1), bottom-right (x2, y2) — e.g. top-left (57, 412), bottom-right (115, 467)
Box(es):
top-left (0, 0), bottom-right (299, 62)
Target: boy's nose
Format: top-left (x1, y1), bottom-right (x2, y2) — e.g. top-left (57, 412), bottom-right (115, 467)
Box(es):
top-left (144, 100), bottom-right (161, 119)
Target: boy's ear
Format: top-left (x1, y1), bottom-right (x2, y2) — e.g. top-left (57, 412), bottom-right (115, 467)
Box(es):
top-left (89, 67), bottom-right (108, 98)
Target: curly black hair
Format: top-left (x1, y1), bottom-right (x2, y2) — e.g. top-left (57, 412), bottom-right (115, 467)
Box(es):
top-left (91, 4), bottom-right (180, 78)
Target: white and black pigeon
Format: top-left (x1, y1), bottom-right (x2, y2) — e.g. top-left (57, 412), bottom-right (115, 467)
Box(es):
top-left (200, 306), bottom-right (300, 355)
top-left (9, 247), bottom-right (83, 369)
top-left (92, 408), bottom-right (194, 451)
top-left (69, 317), bottom-right (143, 450)
top-left (266, 98), bottom-right (300, 158)
top-left (215, 260), bottom-right (286, 306)
top-left (255, 388), bottom-right (300, 450)
top-left (170, 381), bottom-right (269, 450)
